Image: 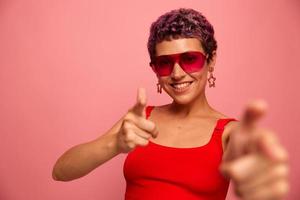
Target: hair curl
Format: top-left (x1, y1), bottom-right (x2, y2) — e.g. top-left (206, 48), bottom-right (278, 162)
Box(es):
top-left (147, 8), bottom-right (217, 64)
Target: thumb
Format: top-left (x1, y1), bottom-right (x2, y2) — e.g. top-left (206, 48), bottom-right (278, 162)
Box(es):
top-left (130, 87), bottom-right (147, 118)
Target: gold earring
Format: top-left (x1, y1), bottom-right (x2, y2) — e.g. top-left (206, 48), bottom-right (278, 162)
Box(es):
top-left (157, 82), bottom-right (162, 93)
top-left (208, 72), bottom-right (216, 88)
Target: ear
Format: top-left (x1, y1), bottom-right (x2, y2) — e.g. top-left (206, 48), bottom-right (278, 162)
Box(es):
top-left (207, 50), bottom-right (217, 72)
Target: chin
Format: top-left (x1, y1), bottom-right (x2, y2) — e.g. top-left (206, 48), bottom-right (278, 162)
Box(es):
top-left (164, 81), bottom-right (205, 105)
top-left (174, 94), bottom-right (198, 105)
top-left (166, 88), bottom-right (197, 105)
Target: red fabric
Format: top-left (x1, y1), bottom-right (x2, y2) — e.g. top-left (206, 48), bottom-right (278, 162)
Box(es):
top-left (123, 105), bottom-right (238, 200)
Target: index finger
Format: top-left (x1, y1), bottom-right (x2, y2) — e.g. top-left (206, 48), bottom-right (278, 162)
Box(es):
top-left (130, 87), bottom-right (147, 118)
top-left (240, 99), bottom-right (268, 130)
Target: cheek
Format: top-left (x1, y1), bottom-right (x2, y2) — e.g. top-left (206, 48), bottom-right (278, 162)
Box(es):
top-left (159, 77), bottom-right (168, 84)
top-left (158, 77), bottom-right (169, 88)
top-left (191, 70), bottom-right (208, 82)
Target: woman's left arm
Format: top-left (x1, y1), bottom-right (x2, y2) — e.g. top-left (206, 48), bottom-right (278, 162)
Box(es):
top-left (220, 100), bottom-right (290, 200)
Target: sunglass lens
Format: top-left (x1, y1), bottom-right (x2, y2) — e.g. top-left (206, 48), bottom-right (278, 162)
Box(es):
top-left (154, 56), bottom-right (173, 76)
top-left (181, 52), bottom-right (205, 73)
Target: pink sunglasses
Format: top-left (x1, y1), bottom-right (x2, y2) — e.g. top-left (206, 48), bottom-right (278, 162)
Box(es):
top-left (149, 51), bottom-right (207, 76)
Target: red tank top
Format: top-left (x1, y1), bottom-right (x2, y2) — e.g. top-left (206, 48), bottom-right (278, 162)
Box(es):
top-left (123, 105), bottom-right (238, 200)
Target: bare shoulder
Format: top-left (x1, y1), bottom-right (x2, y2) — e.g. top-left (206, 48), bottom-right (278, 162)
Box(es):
top-left (213, 111), bottom-right (240, 151)
top-left (223, 120), bottom-right (240, 135)
top-left (222, 120), bottom-right (241, 150)
top-left (215, 111), bottom-right (240, 134)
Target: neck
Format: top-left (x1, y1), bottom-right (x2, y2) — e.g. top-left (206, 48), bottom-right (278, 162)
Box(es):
top-left (168, 91), bottom-right (215, 118)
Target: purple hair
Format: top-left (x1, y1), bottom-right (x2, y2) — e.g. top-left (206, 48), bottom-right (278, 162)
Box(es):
top-left (147, 8), bottom-right (217, 64)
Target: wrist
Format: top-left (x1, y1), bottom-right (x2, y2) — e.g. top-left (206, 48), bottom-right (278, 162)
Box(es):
top-left (107, 133), bottom-right (122, 155)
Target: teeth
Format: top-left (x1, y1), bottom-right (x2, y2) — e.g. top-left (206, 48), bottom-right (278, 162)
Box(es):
top-left (174, 82), bottom-right (189, 88)
top-left (172, 82), bottom-right (191, 89)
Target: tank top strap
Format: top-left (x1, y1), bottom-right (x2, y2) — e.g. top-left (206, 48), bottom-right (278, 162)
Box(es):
top-left (216, 118), bottom-right (237, 131)
top-left (210, 118), bottom-right (238, 151)
top-left (214, 118), bottom-right (239, 134)
top-left (145, 105), bottom-right (155, 119)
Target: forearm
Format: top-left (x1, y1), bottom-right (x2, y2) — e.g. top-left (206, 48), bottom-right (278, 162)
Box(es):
top-left (52, 132), bottom-right (120, 181)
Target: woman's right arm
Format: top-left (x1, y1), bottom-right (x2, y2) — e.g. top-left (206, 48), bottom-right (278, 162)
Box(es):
top-left (52, 114), bottom-right (126, 182)
top-left (52, 88), bottom-right (158, 182)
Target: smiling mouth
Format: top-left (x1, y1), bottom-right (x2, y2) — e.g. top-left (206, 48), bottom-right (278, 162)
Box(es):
top-left (170, 81), bottom-right (193, 92)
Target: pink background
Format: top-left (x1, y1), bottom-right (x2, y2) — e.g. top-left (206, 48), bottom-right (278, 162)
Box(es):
top-left (0, 0), bottom-right (299, 199)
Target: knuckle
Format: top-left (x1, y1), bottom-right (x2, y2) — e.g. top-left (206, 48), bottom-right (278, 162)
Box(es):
top-left (273, 164), bottom-right (289, 178)
top-left (138, 139), bottom-right (149, 147)
top-left (151, 123), bottom-right (158, 133)
top-left (123, 121), bottom-right (131, 130)
top-left (148, 122), bottom-right (158, 135)
top-left (225, 167), bottom-right (241, 182)
top-left (124, 113), bottom-right (134, 122)
top-left (124, 131), bottom-right (135, 142)
top-left (127, 107), bottom-right (134, 114)
top-left (127, 110), bottom-right (137, 118)
top-left (225, 167), bottom-right (241, 183)
top-left (127, 142), bottom-right (136, 149)
top-left (143, 133), bottom-right (151, 139)
top-left (148, 120), bottom-right (155, 128)
top-left (273, 181), bottom-right (289, 197)
top-left (123, 135), bottom-right (130, 143)
top-left (123, 118), bottom-right (130, 124)
top-left (280, 147), bottom-right (289, 162)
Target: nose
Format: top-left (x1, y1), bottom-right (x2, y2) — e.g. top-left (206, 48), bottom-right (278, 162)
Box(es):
top-left (170, 62), bottom-right (186, 79)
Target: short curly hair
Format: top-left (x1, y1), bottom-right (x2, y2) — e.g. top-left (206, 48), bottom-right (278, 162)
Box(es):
top-left (147, 8), bottom-right (217, 64)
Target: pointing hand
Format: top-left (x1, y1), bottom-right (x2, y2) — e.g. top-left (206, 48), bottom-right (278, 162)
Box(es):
top-left (116, 87), bottom-right (159, 153)
top-left (220, 100), bottom-right (289, 199)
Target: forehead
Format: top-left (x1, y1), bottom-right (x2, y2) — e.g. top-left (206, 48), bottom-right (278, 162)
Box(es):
top-left (155, 37), bottom-right (204, 56)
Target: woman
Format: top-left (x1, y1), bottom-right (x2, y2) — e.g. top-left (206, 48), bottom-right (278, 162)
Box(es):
top-left (52, 8), bottom-right (289, 200)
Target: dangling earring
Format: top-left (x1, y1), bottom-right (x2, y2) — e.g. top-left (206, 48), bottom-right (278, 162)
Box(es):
top-left (208, 71), bottom-right (216, 88)
top-left (157, 82), bottom-right (162, 93)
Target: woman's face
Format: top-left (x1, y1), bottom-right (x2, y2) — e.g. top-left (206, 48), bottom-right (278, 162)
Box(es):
top-left (154, 37), bottom-right (216, 105)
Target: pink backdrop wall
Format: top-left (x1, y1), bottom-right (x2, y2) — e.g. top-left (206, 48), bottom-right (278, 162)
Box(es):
top-left (0, 0), bottom-right (299, 199)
